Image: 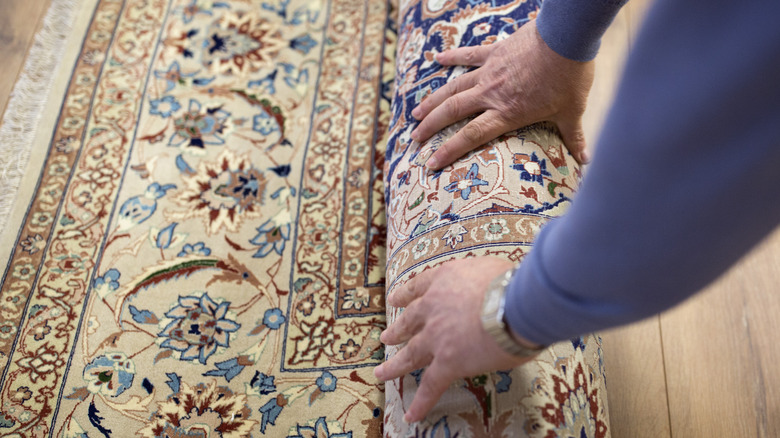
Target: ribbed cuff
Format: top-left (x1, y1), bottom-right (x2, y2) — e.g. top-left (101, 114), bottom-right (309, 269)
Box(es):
top-left (536, 0), bottom-right (628, 62)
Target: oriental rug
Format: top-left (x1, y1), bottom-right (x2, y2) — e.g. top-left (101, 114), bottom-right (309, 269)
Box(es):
top-left (0, 0), bottom-right (394, 436)
top-left (382, 0), bottom-right (609, 436)
top-left (0, 0), bottom-right (610, 436)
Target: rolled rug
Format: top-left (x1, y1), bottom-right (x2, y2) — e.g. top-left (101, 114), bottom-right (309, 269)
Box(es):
top-left (383, 1), bottom-right (610, 436)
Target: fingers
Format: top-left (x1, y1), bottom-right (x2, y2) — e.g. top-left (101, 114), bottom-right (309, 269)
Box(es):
top-left (411, 70), bottom-right (478, 122)
top-left (425, 110), bottom-right (520, 170)
top-left (380, 300), bottom-right (425, 346)
top-left (435, 44), bottom-right (493, 67)
top-left (412, 86), bottom-right (488, 144)
top-left (556, 117), bottom-right (589, 164)
top-left (387, 268), bottom-right (437, 308)
top-left (404, 360), bottom-right (453, 423)
top-left (374, 335), bottom-right (432, 382)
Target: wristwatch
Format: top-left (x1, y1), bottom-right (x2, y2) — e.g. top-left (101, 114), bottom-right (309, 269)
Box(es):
top-left (481, 267), bottom-right (546, 358)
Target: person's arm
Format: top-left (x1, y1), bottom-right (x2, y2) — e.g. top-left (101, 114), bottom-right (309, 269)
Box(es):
top-left (506, 0), bottom-right (780, 345)
top-left (535, 0), bottom-right (627, 62)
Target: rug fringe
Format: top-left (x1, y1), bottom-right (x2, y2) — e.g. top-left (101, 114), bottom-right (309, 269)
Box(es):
top-left (0, 0), bottom-right (80, 231)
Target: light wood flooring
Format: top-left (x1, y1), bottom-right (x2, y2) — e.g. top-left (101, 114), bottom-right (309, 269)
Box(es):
top-left (2, 1), bottom-right (778, 436)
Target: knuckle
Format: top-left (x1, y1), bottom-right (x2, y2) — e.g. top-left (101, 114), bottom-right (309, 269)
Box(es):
top-left (403, 340), bottom-right (423, 368)
top-left (445, 95), bottom-right (462, 119)
top-left (461, 122), bottom-right (485, 143)
top-left (450, 75), bottom-right (465, 94)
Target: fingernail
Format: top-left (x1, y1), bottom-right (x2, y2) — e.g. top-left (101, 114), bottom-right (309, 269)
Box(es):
top-left (403, 413), bottom-right (412, 423)
top-left (579, 151), bottom-right (590, 164)
top-left (425, 155), bottom-right (438, 170)
top-left (374, 365), bottom-right (383, 379)
top-left (411, 130), bottom-right (419, 141)
top-left (412, 107), bottom-right (421, 119)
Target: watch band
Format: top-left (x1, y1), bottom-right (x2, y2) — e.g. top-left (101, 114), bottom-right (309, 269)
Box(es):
top-left (481, 267), bottom-right (546, 358)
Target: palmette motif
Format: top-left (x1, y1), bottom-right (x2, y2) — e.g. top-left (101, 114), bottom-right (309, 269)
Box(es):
top-left (0, 0), bottom-right (397, 435)
top-left (383, 0), bottom-right (609, 436)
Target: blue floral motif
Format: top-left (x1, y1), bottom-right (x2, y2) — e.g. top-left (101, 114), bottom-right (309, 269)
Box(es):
top-left (178, 242), bottom-right (212, 257)
top-left (154, 223), bottom-right (179, 249)
top-left (128, 305), bottom-right (158, 324)
top-left (168, 99), bottom-right (231, 149)
top-left (251, 371), bottom-right (277, 395)
top-left (316, 371), bottom-right (337, 392)
top-left (496, 370), bottom-right (512, 393)
top-left (443, 163), bottom-right (489, 200)
top-left (158, 293), bottom-right (241, 364)
top-left (290, 34), bottom-right (317, 54)
top-left (282, 65), bottom-right (309, 92)
top-left (83, 353), bottom-right (135, 397)
top-left (253, 110), bottom-right (280, 135)
top-left (288, 417), bottom-right (352, 438)
top-left (203, 357), bottom-right (246, 382)
top-left (248, 69), bottom-right (277, 94)
top-left (511, 152), bottom-right (551, 186)
top-left (259, 397), bottom-right (284, 433)
top-left (251, 212), bottom-right (291, 257)
top-left (149, 95), bottom-right (181, 118)
top-left (117, 182), bottom-right (176, 231)
top-left (262, 308), bottom-right (286, 330)
top-left (93, 269), bottom-right (121, 293)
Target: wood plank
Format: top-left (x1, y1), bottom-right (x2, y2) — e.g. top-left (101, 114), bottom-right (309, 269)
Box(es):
top-left (601, 318), bottom-right (672, 438)
top-left (661, 227), bottom-right (780, 437)
top-left (0, 0), bottom-right (50, 117)
top-left (584, 2), bottom-right (672, 436)
top-left (582, 3), bottom-right (630, 152)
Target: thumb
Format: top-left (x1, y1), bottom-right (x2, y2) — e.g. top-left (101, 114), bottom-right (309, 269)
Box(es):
top-left (557, 118), bottom-right (589, 164)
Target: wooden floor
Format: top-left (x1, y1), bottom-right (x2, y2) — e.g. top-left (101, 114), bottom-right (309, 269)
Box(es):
top-left (2, 1), bottom-right (778, 437)
top-left (586, 2), bottom-right (780, 437)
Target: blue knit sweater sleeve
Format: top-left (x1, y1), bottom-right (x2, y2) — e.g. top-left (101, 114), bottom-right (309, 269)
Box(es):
top-left (506, 0), bottom-right (780, 346)
top-left (536, 0), bottom-right (627, 62)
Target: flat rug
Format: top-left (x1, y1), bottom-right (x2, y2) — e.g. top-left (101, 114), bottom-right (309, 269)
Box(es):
top-left (0, 0), bottom-right (394, 435)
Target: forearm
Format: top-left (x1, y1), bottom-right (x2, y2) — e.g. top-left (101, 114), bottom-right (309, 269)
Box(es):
top-left (536, 0), bottom-right (628, 62)
top-left (506, 0), bottom-right (780, 345)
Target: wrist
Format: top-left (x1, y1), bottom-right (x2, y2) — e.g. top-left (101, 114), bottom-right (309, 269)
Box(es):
top-left (481, 267), bottom-right (547, 358)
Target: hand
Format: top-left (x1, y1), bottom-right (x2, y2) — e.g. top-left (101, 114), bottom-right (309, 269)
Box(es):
top-left (411, 19), bottom-right (594, 170)
top-left (374, 257), bottom-right (538, 423)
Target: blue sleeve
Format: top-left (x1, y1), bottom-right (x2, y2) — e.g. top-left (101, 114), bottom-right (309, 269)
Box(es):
top-left (506, 0), bottom-right (780, 346)
top-left (536, 0), bottom-right (627, 62)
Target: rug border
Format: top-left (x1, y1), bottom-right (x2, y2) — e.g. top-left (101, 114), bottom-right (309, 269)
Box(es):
top-left (0, 0), bottom-right (100, 265)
